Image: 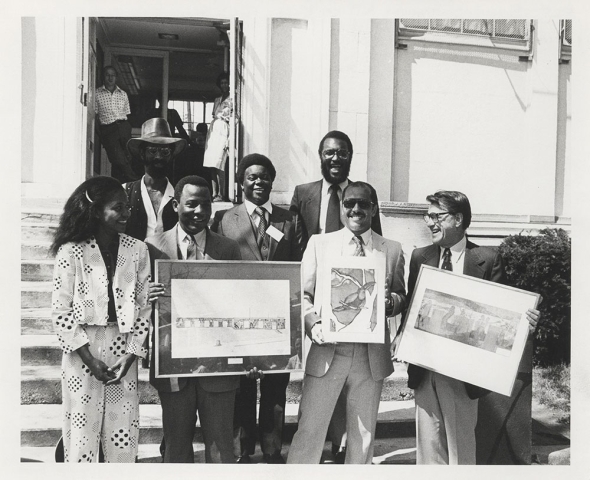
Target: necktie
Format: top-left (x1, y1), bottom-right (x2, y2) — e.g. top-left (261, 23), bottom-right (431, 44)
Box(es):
top-left (353, 235), bottom-right (365, 257)
top-left (255, 206), bottom-right (268, 250)
top-left (441, 248), bottom-right (452, 271)
top-left (186, 235), bottom-right (197, 260)
top-left (325, 184), bottom-right (343, 233)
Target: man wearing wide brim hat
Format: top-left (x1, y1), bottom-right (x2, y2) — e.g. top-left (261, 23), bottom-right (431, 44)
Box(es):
top-left (124, 117), bottom-right (187, 241)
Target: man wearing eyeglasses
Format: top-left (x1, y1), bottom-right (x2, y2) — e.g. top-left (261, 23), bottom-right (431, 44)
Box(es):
top-left (403, 190), bottom-right (540, 465)
top-left (287, 181), bottom-right (406, 464)
top-left (289, 130), bottom-right (382, 461)
top-left (124, 118), bottom-right (187, 241)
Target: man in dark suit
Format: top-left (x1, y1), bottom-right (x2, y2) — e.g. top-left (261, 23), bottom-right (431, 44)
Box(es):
top-left (287, 181), bottom-right (406, 464)
top-left (211, 153), bottom-right (303, 463)
top-left (145, 175), bottom-right (242, 463)
top-left (124, 118), bottom-right (186, 241)
top-left (289, 130), bottom-right (382, 460)
top-left (403, 190), bottom-right (540, 465)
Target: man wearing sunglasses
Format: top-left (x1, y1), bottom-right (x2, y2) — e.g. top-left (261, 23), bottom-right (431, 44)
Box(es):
top-left (288, 181), bottom-right (406, 464)
top-left (402, 190), bottom-right (541, 465)
top-left (124, 118), bottom-right (187, 241)
top-left (289, 130), bottom-right (382, 461)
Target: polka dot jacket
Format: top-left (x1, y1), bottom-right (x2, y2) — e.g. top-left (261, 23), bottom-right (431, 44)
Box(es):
top-left (51, 234), bottom-right (151, 358)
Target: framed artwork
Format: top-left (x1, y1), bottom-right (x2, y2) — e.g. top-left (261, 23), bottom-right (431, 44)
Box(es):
top-left (396, 265), bottom-right (540, 396)
top-left (154, 260), bottom-right (304, 377)
top-left (321, 253), bottom-right (386, 343)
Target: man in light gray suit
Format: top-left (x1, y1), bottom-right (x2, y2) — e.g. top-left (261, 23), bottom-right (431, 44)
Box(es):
top-left (145, 175), bottom-right (242, 463)
top-left (287, 181), bottom-right (406, 464)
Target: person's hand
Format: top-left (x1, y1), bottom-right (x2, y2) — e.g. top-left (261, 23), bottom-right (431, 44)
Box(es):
top-left (87, 357), bottom-right (117, 383)
top-left (148, 282), bottom-right (166, 304)
top-left (245, 367), bottom-right (264, 380)
top-left (105, 353), bottom-right (137, 385)
top-left (525, 308), bottom-right (541, 334)
top-left (311, 322), bottom-right (328, 346)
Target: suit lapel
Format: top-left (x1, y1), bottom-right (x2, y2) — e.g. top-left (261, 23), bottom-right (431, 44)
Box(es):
top-left (162, 227), bottom-right (179, 259)
top-left (421, 244), bottom-right (440, 268)
top-left (304, 180), bottom-right (322, 234)
top-left (203, 229), bottom-right (219, 260)
top-left (235, 203), bottom-right (263, 261)
top-left (463, 243), bottom-right (487, 278)
top-left (267, 206), bottom-right (284, 261)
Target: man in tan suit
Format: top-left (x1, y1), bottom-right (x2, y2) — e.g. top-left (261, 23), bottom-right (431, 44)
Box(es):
top-left (287, 181), bottom-right (406, 464)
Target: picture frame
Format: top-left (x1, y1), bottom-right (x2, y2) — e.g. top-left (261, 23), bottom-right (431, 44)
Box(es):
top-left (154, 260), bottom-right (304, 377)
top-left (321, 252), bottom-right (386, 343)
top-left (395, 265), bottom-right (540, 396)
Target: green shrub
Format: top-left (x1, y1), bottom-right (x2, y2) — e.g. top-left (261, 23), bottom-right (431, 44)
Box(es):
top-left (498, 228), bottom-right (571, 366)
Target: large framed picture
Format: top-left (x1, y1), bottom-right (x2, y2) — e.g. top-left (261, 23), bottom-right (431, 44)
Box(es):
top-left (396, 265), bottom-right (540, 396)
top-left (321, 253), bottom-right (386, 343)
top-left (154, 260), bottom-right (304, 377)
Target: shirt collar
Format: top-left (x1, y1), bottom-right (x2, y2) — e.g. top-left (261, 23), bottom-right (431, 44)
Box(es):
top-left (244, 198), bottom-right (273, 216)
top-left (177, 224), bottom-right (207, 247)
top-left (322, 177), bottom-right (349, 195)
top-left (444, 235), bottom-right (467, 257)
top-left (344, 227), bottom-right (372, 247)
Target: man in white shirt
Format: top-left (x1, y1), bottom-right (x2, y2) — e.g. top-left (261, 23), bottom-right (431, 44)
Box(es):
top-left (124, 118), bottom-right (186, 241)
top-left (96, 66), bottom-right (139, 182)
top-left (287, 181), bottom-right (406, 464)
top-left (404, 190), bottom-right (541, 465)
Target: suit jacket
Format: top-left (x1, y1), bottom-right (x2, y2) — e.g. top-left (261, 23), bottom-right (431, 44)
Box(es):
top-left (290, 179), bottom-right (383, 250)
top-left (302, 229), bottom-right (406, 382)
top-left (124, 179), bottom-right (177, 241)
top-left (405, 239), bottom-right (506, 399)
top-left (145, 225), bottom-right (242, 393)
top-left (211, 203), bottom-right (303, 262)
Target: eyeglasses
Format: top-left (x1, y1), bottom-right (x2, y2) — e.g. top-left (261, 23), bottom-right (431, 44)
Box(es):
top-left (322, 149), bottom-right (350, 160)
top-left (423, 212), bottom-right (452, 224)
top-left (342, 199), bottom-right (374, 210)
top-left (146, 146), bottom-right (172, 156)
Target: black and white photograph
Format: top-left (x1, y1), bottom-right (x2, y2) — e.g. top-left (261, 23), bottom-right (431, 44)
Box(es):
top-left (12, 1), bottom-right (582, 473)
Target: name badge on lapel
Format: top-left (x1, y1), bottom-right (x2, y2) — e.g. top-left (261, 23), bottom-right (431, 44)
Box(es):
top-left (266, 225), bottom-right (284, 242)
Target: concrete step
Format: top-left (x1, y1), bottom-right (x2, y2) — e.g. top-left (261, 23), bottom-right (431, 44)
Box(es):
top-left (21, 223), bottom-right (58, 243)
top-left (21, 211), bottom-right (62, 225)
top-left (22, 259), bottom-right (55, 281)
top-left (22, 241), bottom-right (54, 260)
top-left (22, 335), bottom-right (61, 366)
top-left (21, 365), bottom-right (160, 405)
top-left (21, 308), bottom-right (53, 334)
top-left (21, 401), bottom-right (416, 449)
top-left (21, 281), bottom-right (52, 309)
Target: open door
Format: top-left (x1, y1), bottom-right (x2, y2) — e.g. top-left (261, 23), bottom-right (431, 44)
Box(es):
top-left (79, 17), bottom-right (98, 178)
top-left (228, 17), bottom-right (243, 202)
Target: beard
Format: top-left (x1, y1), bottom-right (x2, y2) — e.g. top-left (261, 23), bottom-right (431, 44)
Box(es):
top-left (321, 159), bottom-right (350, 184)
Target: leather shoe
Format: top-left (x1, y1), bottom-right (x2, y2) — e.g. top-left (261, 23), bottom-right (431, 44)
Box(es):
top-left (263, 452), bottom-right (285, 464)
top-left (236, 455), bottom-right (251, 463)
top-left (334, 447), bottom-right (346, 464)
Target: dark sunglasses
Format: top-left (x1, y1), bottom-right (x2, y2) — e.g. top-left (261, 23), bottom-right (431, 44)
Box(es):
top-left (342, 199), bottom-right (374, 209)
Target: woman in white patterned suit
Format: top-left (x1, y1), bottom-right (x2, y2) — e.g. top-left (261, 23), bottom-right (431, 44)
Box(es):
top-left (50, 176), bottom-right (151, 462)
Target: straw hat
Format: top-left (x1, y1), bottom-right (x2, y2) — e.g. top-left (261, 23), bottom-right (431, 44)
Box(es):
top-left (127, 117), bottom-right (187, 158)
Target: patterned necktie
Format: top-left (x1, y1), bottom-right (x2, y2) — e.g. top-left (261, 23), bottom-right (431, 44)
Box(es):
top-left (441, 248), bottom-right (452, 271)
top-left (353, 235), bottom-right (365, 257)
top-left (186, 235), bottom-right (197, 260)
top-left (325, 184), bottom-right (343, 233)
top-left (255, 206), bottom-right (268, 250)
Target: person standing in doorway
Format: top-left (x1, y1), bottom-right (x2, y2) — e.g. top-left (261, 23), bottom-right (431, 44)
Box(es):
top-left (95, 66), bottom-right (140, 182)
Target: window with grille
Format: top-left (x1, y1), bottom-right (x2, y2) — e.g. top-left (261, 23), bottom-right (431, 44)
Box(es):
top-left (397, 19), bottom-right (532, 52)
top-left (560, 19), bottom-right (571, 63)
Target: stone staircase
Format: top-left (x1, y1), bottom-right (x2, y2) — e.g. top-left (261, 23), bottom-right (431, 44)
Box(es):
top-left (20, 198), bottom-right (413, 463)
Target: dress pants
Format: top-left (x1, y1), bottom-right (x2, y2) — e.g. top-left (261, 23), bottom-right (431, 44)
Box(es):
top-left (234, 372), bottom-right (290, 455)
top-left (159, 378), bottom-right (236, 463)
top-left (414, 370), bottom-right (478, 465)
top-left (287, 343), bottom-right (383, 464)
top-left (328, 393), bottom-right (347, 450)
top-left (99, 120), bottom-right (139, 182)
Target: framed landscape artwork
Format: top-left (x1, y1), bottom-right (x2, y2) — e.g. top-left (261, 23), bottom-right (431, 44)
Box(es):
top-left (396, 265), bottom-right (540, 396)
top-left (154, 260), bottom-right (304, 377)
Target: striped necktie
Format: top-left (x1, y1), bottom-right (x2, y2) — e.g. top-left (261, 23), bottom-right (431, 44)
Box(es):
top-left (255, 206), bottom-right (268, 250)
top-left (353, 235), bottom-right (365, 257)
